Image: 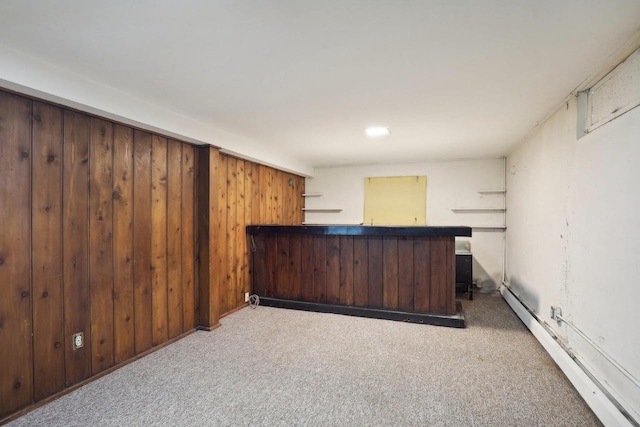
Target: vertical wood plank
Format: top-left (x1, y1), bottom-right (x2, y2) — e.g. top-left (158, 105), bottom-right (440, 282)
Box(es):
top-left (63, 110), bottom-right (92, 386)
top-left (0, 93), bottom-right (33, 417)
top-left (429, 237), bottom-right (449, 315)
top-left (250, 163), bottom-right (261, 225)
top-left (258, 165), bottom-right (268, 224)
top-left (313, 237), bottom-right (327, 302)
top-left (397, 238), bottom-right (414, 312)
top-left (325, 236), bottom-right (340, 304)
top-left (274, 170), bottom-right (283, 224)
top-left (368, 237), bottom-right (383, 308)
top-left (31, 102), bottom-right (64, 402)
top-left (267, 168), bottom-right (275, 224)
top-left (211, 151), bottom-right (225, 325)
top-left (382, 237), bottom-right (399, 310)
top-left (300, 235), bottom-right (315, 302)
top-left (225, 156), bottom-right (237, 314)
top-left (288, 235), bottom-right (302, 300)
top-left (243, 162), bottom-right (253, 301)
top-left (235, 159), bottom-right (245, 308)
top-left (167, 140), bottom-right (183, 338)
top-left (89, 118), bottom-right (115, 375)
top-left (265, 236), bottom-right (278, 297)
top-left (353, 237), bottom-right (368, 307)
top-left (413, 237), bottom-right (431, 313)
top-left (284, 173), bottom-right (294, 224)
top-left (112, 124), bottom-right (135, 363)
top-left (448, 237), bottom-right (456, 314)
top-left (338, 236), bottom-right (354, 306)
top-left (151, 136), bottom-right (168, 346)
top-left (196, 146), bottom-right (222, 330)
top-left (181, 144), bottom-right (196, 330)
top-left (276, 234), bottom-right (290, 299)
top-left (251, 235), bottom-right (267, 296)
top-left (132, 130), bottom-right (153, 354)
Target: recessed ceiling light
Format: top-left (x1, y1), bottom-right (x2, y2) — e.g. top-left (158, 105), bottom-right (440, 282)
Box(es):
top-left (365, 127), bottom-right (390, 137)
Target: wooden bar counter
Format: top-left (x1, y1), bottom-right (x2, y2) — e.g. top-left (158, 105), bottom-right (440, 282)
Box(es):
top-left (247, 225), bottom-right (472, 327)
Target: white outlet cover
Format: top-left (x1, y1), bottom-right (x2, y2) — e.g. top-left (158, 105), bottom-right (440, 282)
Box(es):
top-left (73, 332), bottom-right (84, 349)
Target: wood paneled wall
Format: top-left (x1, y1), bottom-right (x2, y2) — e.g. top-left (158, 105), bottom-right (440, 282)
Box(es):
top-left (0, 91), bottom-right (198, 419)
top-left (216, 153), bottom-right (305, 315)
top-left (0, 89), bottom-right (305, 421)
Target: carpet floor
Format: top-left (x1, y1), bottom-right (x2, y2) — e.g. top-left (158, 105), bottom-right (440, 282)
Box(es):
top-left (9, 293), bottom-right (601, 426)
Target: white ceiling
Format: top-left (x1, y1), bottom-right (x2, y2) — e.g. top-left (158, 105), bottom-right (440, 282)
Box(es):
top-left (1, 0), bottom-right (640, 170)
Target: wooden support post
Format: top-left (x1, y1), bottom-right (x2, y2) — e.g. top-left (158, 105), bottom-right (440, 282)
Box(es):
top-left (196, 145), bottom-right (221, 330)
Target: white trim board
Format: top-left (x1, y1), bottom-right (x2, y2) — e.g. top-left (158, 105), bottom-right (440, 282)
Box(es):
top-left (500, 285), bottom-right (634, 427)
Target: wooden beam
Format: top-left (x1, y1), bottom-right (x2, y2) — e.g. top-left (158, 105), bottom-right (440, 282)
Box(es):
top-left (196, 146), bottom-right (221, 330)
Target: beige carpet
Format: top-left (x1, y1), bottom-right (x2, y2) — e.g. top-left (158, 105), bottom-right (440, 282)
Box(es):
top-left (9, 293), bottom-right (601, 426)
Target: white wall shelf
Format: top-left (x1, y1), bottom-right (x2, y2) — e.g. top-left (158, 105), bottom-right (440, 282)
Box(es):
top-left (302, 208), bottom-right (343, 213)
top-left (478, 189), bottom-right (506, 194)
top-left (472, 225), bottom-right (507, 230)
top-left (451, 208), bottom-right (506, 213)
top-left (302, 193), bottom-right (323, 197)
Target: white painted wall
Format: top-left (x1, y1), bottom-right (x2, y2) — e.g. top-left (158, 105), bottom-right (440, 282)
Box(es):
top-left (506, 97), bottom-right (640, 421)
top-left (305, 159), bottom-right (506, 289)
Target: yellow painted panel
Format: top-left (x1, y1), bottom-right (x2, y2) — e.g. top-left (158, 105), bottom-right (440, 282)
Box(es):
top-left (363, 176), bottom-right (427, 226)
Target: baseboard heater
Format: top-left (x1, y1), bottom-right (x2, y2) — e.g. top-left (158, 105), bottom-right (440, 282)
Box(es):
top-left (500, 284), bottom-right (636, 427)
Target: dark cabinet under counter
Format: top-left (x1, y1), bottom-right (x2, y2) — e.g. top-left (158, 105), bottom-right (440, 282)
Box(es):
top-left (247, 225), bottom-right (472, 327)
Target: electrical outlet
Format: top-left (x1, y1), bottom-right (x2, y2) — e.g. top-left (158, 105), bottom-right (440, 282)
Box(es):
top-left (245, 292), bottom-right (250, 303)
top-left (550, 306), bottom-right (562, 321)
top-left (72, 332), bottom-right (84, 349)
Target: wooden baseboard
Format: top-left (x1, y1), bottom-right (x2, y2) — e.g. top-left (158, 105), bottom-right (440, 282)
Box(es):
top-left (220, 302), bottom-right (249, 319)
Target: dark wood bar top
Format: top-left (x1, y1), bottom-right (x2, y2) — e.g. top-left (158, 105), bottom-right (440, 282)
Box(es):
top-left (246, 225), bottom-right (472, 237)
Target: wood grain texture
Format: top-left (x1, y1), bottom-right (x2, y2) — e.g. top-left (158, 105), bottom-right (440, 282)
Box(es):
top-left (89, 118), bottom-right (115, 374)
top-left (326, 236), bottom-right (340, 304)
top-left (243, 162), bottom-right (253, 301)
top-left (31, 101), bottom-right (64, 402)
top-left (353, 237), bottom-right (369, 307)
top-left (397, 238), bottom-right (414, 312)
top-left (248, 231), bottom-right (458, 318)
top-left (112, 124), bottom-right (135, 363)
top-left (63, 110), bottom-right (92, 386)
top-left (338, 236), bottom-right (354, 306)
top-left (151, 136), bottom-right (168, 345)
top-left (196, 146), bottom-right (221, 329)
top-left (167, 140), bottom-right (183, 339)
top-left (312, 237), bottom-right (327, 302)
top-left (274, 170), bottom-right (282, 224)
top-left (250, 162), bottom-right (261, 225)
top-left (288, 234), bottom-right (302, 300)
top-left (382, 237), bottom-right (399, 310)
top-left (251, 235), bottom-right (267, 296)
top-left (265, 236), bottom-right (278, 298)
top-left (223, 156), bottom-right (236, 313)
top-left (181, 144), bottom-right (196, 330)
top-left (236, 160), bottom-right (246, 307)
top-left (276, 235), bottom-right (290, 299)
top-left (367, 237), bottom-right (384, 309)
top-left (300, 235), bottom-right (315, 302)
top-left (133, 130), bottom-right (153, 354)
top-left (0, 89), bottom-right (203, 421)
top-left (429, 237), bottom-right (454, 315)
top-left (413, 237), bottom-right (431, 313)
top-left (0, 93), bottom-right (33, 417)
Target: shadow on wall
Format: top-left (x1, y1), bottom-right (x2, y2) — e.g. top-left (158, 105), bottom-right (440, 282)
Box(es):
top-left (473, 258), bottom-right (498, 294)
top-left (506, 275), bottom-right (541, 315)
